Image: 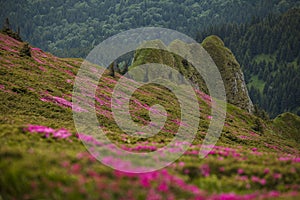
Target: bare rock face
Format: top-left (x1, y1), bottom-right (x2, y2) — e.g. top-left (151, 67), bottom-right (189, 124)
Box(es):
top-left (202, 35), bottom-right (254, 113)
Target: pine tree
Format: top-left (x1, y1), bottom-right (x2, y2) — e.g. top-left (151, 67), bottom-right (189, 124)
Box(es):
top-left (1, 18), bottom-right (22, 41)
top-left (3, 18), bottom-right (10, 31)
top-left (20, 42), bottom-right (31, 57)
top-left (253, 117), bottom-right (264, 133)
top-left (120, 61), bottom-right (128, 75)
top-left (108, 62), bottom-right (115, 77)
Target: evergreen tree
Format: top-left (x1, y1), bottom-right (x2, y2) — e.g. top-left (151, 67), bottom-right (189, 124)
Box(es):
top-left (253, 117), bottom-right (264, 133)
top-left (3, 17), bottom-right (10, 31)
top-left (108, 62), bottom-right (115, 77)
top-left (19, 42), bottom-right (31, 57)
top-left (1, 18), bottom-right (22, 41)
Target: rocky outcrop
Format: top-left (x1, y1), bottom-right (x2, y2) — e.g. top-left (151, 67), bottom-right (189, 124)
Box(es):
top-left (202, 35), bottom-right (253, 113)
top-left (130, 36), bottom-right (254, 113)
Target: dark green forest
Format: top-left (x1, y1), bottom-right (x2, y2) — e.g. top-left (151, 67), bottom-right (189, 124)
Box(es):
top-left (197, 8), bottom-right (300, 118)
top-left (0, 0), bottom-right (299, 57)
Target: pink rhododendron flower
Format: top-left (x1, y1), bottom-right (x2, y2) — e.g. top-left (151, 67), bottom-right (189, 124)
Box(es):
top-left (251, 176), bottom-right (260, 183)
top-left (178, 162), bottom-right (185, 167)
top-left (273, 173), bottom-right (282, 179)
top-left (140, 177), bottom-right (151, 188)
top-left (237, 168), bottom-right (244, 175)
top-left (70, 163), bottom-right (81, 174)
top-left (264, 168), bottom-right (270, 174)
top-left (200, 164), bottom-right (210, 177)
top-left (157, 181), bottom-right (168, 192)
top-left (238, 175), bottom-right (248, 182)
top-left (260, 178), bottom-right (266, 185)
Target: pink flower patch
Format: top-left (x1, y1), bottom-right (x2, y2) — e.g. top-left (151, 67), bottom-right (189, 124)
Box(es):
top-left (31, 47), bottom-right (43, 52)
top-left (25, 125), bottom-right (73, 140)
top-left (33, 57), bottom-right (44, 64)
top-left (264, 168), bottom-right (270, 174)
top-left (39, 66), bottom-right (47, 71)
top-left (70, 163), bottom-right (81, 174)
top-left (40, 95), bottom-right (87, 112)
top-left (239, 135), bottom-right (249, 140)
top-left (178, 162), bottom-right (185, 167)
top-left (273, 173), bottom-right (282, 180)
top-left (53, 128), bottom-right (72, 139)
top-left (200, 164), bottom-right (210, 177)
top-left (157, 181), bottom-right (169, 192)
top-left (237, 168), bottom-right (244, 175)
top-left (260, 179), bottom-right (266, 185)
top-left (251, 176), bottom-right (260, 183)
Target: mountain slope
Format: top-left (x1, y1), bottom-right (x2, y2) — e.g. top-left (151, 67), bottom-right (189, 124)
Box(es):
top-left (1, 33), bottom-right (300, 199)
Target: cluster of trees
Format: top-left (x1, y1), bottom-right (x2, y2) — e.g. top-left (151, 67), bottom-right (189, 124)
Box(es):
top-left (197, 8), bottom-right (300, 117)
top-left (1, 18), bottom-right (31, 57)
top-left (1, 0), bottom-right (299, 57)
top-left (0, 18), bottom-right (22, 41)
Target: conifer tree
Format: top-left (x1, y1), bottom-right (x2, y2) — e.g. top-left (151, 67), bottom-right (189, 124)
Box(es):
top-left (20, 42), bottom-right (31, 57)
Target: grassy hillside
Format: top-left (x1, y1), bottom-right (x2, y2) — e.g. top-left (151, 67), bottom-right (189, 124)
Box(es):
top-left (1, 33), bottom-right (300, 199)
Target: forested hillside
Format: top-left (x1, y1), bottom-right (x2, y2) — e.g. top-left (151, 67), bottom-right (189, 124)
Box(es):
top-left (1, 0), bottom-right (299, 57)
top-left (197, 8), bottom-right (300, 118)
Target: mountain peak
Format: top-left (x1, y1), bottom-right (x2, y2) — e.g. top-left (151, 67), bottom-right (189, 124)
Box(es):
top-left (202, 35), bottom-right (225, 47)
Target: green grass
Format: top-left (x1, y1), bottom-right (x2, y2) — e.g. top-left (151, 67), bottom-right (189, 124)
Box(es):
top-left (1, 33), bottom-right (300, 199)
